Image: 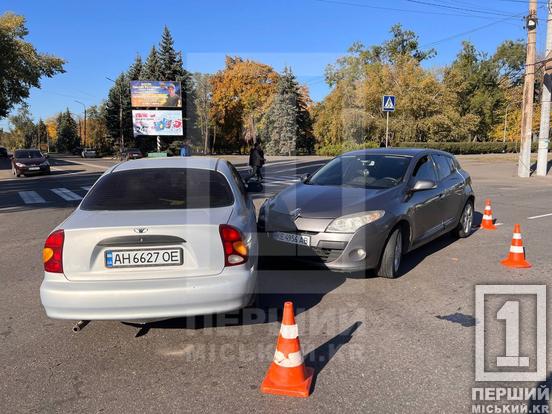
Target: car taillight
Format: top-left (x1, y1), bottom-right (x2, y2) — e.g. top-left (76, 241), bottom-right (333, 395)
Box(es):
top-left (43, 229), bottom-right (64, 273)
top-left (219, 224), bottom-right (248, 266)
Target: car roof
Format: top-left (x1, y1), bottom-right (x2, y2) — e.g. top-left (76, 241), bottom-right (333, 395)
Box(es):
top-left (110, 156), bottom-right (223, 173)
top-left (344, 147), bottom-right (452, 157)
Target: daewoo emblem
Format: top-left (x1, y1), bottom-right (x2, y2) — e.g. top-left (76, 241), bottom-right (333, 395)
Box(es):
top-left (134, 227), bottom-right (148, 234)
top-left (290, 208), bottom-right (302, 221)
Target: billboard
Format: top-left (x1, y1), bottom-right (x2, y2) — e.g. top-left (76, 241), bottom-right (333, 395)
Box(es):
top-left (130, 81), bottom-right (182, 108)
top-left (132, 110), bottom-right (183, 136)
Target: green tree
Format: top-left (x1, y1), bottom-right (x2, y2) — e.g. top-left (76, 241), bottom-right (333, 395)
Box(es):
top-left (87, 104), bottom-right (111, 153)
top-left (105, 72), bottom-right (132, 150)
top-left (127, 54), bottom-right (143, 81)
top-left (262, 76), bottom-right (299, 156)
top-left (56, 109), bottom-right (79, 152)
top-left (8, 105), bottom-right (36, 148)
top-left (141, 46), bottom-right (161, 80)
top-left (0, 12), bottom-right (65, 118)
top-left (36, 118), bottom-right (48, 150)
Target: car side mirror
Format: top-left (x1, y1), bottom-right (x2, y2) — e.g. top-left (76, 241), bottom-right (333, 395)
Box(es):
top-left (246, 181), bottom-right (263, 193)
top-left (411, 179), bottom-right (436, 192)
top-left (301, 173), bottom-right (311, 183)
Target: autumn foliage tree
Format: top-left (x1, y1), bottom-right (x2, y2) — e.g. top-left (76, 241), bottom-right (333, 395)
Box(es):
top-left (210, 57), bottom-right (279, 152)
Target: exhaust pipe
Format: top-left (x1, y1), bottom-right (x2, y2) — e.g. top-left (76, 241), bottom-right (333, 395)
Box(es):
top-left (72, 320), bottom-right (90, 333)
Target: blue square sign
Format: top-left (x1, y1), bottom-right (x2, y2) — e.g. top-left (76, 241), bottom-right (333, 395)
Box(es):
top-left (382, 95), bottom-right (396, 112)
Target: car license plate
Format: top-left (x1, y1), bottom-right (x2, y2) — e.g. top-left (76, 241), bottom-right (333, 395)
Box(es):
top-left (105, 248), bottom-right (183, 268)
top-left (273, 232), bottom-right (310, 247)
top-left (28, 167), bottom-right (40, 171)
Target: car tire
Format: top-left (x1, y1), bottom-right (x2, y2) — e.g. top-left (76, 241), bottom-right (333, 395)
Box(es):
top-left (455, 199), bottom-right (474, 239)
top-left (377, 228), bottom-right (403, 279)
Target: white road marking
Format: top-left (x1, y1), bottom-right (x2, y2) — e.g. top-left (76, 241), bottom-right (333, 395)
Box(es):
top-left (82, 186), bottom-right (91, 191)
top-left (18, 191), bottom-right (46, 204)
top-left (528, 212), bottom-right (552, 220)
top-left (51, 188), bottom-right (83, 201)
top-left (71, 160), bottom-right (109, 170)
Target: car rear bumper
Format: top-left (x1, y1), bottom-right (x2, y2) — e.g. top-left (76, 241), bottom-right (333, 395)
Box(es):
top-left (40, 265), bottom-right (256, 321)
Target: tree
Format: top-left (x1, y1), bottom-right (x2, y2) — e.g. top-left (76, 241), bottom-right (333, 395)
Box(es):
top-left (0, 12), bottom-right (65, 118)
top-left (36, 119), bottom-right (48, 150)
top-left (87, 104), bottom-right (111, 152)
top-left (193, 73), bottom-right (212, 153)
top-left (210, 57), bottom-right (279, 152)
top-left (141, 46), bottom-right (161, 80)
top-left (262, 76), bottom-right (299, 156)
top-left (105, 72), bottom-right (132, 150)
top-left (56, 109), bottom-right (79, 152)
top-left (8, 105), bottom-right (36, 148)
top-left (127, 54), bottom-right (143, 81)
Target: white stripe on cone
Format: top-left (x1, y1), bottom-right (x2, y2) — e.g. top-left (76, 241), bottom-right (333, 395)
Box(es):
top-left (482, 214), bottom-right (493, 220)
top-left (280, 324), bottom-right (299, 339)
top-left (512, 233), bottom-right (522, 240)
top-left (485, 206), bottom-right (491, 211)
top-left (509, 246), bottom-right (524, 254)
top-left (273, 350), bottom-right (304, 368)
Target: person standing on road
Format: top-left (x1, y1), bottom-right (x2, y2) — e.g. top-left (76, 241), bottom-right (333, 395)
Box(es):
top-left (249, 142), bottom-right (265, 181)
top-left (180, 140), bottom-right (191, 157)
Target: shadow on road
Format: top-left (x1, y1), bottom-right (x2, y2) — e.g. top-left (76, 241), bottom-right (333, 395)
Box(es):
top-left (0, 158), bottom-right (11, 170)
top-left (305, 321), bottom-right (362, 392)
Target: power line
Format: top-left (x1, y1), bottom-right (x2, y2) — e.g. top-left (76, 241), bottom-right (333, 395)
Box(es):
top-left (404, 0), bottom-right (515, 17)
top-left (310, 0), bottom-right (519, 19)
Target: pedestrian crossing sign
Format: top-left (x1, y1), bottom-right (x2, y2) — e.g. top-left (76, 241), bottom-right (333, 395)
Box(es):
top-left (382, 95), bottom-right (396, 112)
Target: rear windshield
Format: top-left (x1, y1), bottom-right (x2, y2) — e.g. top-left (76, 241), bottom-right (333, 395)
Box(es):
top-left (15, 150), bottom-right (42, 158)
top-left (81, 168), bottom-right (234, 210)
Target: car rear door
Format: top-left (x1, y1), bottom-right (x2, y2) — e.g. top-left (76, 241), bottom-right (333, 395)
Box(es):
top-left (432, 154), bottom-right (465, 229)
top-left (409, 155), bottom-right (444, 242)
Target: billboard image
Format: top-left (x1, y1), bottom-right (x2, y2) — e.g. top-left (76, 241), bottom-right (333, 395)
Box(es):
top-left (132, 110), bottom-right (183, 136)
top-left (130, 81), bottom-right (182, 108)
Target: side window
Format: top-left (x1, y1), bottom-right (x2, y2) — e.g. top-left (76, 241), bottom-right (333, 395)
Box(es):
top-left (433, 154), bottom-right (454, 181)
top-left (227, 162), bottom-right (247, 200)
top-left (412, 156), bottom-right (437, 182)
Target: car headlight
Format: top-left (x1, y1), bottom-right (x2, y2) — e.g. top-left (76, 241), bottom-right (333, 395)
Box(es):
top-left (326, 210), bottom-right (385, 233)
top-left (15, 162), bottom-right (25, 167)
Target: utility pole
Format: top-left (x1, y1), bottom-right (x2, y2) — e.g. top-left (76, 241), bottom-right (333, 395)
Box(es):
top-left (518, 0), bottom-right (538, 178)
top-left (537, 0), bottom-right (552, 176)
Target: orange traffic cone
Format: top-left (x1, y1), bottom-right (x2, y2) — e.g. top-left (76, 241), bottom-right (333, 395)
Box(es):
top-left (480, 199), bottom-right (497, 230)
top-left (261, 301), bottom-right (314, 398)
top-left (500, 224), bottom-right (531, 269)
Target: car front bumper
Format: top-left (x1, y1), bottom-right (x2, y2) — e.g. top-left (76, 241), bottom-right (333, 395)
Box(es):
top-left (16, 165), bottom-right (50, 174)
top-left (40, 265), bottom-right (256, 321)
top-left (259, 212), bottom-right (393, 272)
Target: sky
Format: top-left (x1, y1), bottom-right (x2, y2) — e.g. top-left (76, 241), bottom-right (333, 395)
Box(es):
top-left (0, 0), bottom-right (545, 130)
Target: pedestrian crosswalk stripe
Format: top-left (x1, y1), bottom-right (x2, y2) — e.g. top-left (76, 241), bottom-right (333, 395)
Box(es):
top-left (18, 191), bottom-right (46, 204)
top-left (82, 186), bottom-right (91, 191)
top-left (51, 188), bottom-right (83, 201)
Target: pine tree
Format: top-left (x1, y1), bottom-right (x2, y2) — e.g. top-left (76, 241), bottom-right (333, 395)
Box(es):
top-left (105, 73), bottom-right (133, 149)
top-left (262, 76), bottom-right (298, 156)
top-left (127, 54), bottom-right (143, 81)
top-left (158, 26), bottom-right (179, 80)
top-left (56, 109), bottom-right (79, 151)
top-left (141, 46), bottom-right (161, 80)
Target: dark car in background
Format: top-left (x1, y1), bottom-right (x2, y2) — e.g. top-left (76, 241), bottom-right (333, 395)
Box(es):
top-left (11, 149), bottom-right (51, 177)
top-left (258, 148), bottom-right (475, 278)
top-left (0, 147), bottom-right (8, 158)
top-left (122, 148), bottom-right (143, 160)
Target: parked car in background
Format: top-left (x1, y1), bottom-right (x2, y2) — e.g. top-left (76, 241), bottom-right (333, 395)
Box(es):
top-left (40, 157), bottom-right (259, 322)
top-left (0, 147), bottom-right (8, 158)
top-left (81, 148), bottom-right (97, 158)
top-left (123, 148), bottom-right (143, 160)
top-left (258, 148), bottom-right (475, 278)
top-left (11, 149), bottom-right (51, 177)
top-left (71, 146), bottom-right (83, 156)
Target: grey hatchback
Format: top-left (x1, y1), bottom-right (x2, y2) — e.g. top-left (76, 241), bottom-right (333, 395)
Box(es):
top-left (258, 148), bottom-right (475, 278)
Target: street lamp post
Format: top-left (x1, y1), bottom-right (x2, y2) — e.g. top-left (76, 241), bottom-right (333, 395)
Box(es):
top-left (106, 77), bottom-right (124, 157)
top-left (74, 100), bottom-right (87, 147)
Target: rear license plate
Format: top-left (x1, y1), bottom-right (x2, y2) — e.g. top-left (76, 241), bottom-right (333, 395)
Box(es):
top-left (273, 232), bottom-right (310, 247)
top-left (105, 248), bottom-right (183, 268)
top-left (28, 167), bottom-right (40, 171)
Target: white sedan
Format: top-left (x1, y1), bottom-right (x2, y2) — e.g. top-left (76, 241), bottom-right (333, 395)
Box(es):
top-left (40, 157), bottom-right (258, 321)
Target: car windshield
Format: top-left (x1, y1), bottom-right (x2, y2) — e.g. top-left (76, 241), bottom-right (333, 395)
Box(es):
top-left (81, 168), bottom-right (234, 210)
top-left (307, 154), bottom-right (412, 189)
top-left (15, 150), bottom-right (43, 158)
